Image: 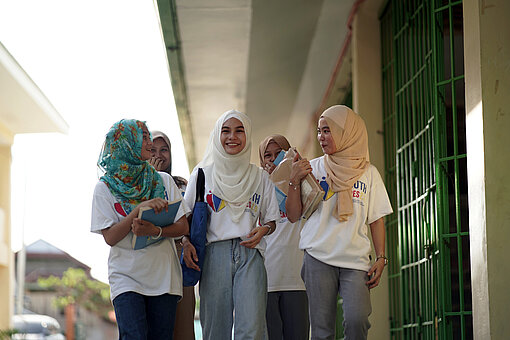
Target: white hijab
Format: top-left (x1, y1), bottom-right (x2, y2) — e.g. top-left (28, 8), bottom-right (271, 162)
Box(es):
top-left (199, 109), bottom-right (262, 222)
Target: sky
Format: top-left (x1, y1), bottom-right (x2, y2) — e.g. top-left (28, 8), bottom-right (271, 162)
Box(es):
top-left (0, 0), bottom-right (189, 283)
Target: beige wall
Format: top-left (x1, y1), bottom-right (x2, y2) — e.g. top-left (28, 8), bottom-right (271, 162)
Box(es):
top-left (0, 130), bottom-right (13, 330)
top-left (463, 0), bottom-right (510, 339)
top-left (352, 0), bottom-right (389, 339)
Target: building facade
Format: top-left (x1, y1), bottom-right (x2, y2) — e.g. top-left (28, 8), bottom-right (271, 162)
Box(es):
top-left (157, 0), bottom-right (510, 338)
top-left (0, 41), bottom-right (68, 330)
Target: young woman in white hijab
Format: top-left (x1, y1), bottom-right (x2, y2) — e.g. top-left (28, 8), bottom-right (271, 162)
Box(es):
top-left (286, 105), bottom-right (393, 340)
top-left (182, 109), bottom-right (280, 340)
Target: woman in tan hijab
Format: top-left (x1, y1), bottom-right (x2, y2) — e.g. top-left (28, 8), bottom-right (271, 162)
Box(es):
top-left (286, 105), bottom-right (393, 340)
top-left (258, 135), bottom-right (309, 340)
top-left (149, 130), bottom-right (195, 340)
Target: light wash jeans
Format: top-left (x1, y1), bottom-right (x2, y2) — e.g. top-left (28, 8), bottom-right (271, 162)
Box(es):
top-left (199, 238), bottom-right (267, 340)
top-left (302, 251), bottom-right (371, 340)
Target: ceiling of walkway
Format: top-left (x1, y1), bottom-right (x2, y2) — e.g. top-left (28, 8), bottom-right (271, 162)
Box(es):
top-left (157, 0), bottom-right (355, 166)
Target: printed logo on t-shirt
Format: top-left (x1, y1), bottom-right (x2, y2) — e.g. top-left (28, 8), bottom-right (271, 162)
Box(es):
top-left (206, 191), bottom-right (262, 217)
top-left (319, 177), bottom-right (367, 205)
top-left (246, 193), bottom-right (261, 217)
top-left (206, 191), bottom-right (226, 212)
top-left (319, 177), bottom-right (335, 201)
top-left (352, 180), bottom-right (367, 206)
top-left (114, 203), bottom-right (127, 217)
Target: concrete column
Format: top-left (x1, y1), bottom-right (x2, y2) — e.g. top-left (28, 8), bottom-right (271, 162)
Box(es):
top-left (0, 143), bottom-right (13, 330)
top-left (352, 1), bottom-right (389, 339)
top-left (463, 0), bottom-right (510, 339)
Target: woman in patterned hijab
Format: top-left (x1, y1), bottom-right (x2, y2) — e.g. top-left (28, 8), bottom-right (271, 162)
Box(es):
top-left (98, 119), bottom-right (166, 214)
top-left (92, 118), bottom-right (190, 339)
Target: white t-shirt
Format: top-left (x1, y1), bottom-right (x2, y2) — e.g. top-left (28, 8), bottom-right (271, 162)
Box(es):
top-left (183, 166), bottom-right (280, 251)
top-left (264, 197), bottom-right (305, 292)
top-left (91, 172), bottom-right (190, 300)
top-left (300, 157), bottom-right (393, 272)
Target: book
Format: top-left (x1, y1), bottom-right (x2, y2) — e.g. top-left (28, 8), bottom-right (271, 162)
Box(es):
top-left (273, 150), bottom-right (286, 166)
top-left (270, 147), bottom-right (324, 220)
top-left (132, 199), bottom-right (182, 250)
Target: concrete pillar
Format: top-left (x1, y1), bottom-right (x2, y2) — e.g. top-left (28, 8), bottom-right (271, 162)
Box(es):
top-left (351, 1), bottom-right (389, 339)
top-left (0, 142), bottom-right (13, 330)
top-left (463, 0), bottom-right (510, 339)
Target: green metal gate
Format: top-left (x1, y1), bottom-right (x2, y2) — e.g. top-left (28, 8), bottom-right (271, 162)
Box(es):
top-left (380, 0), bottom-right (472, 338)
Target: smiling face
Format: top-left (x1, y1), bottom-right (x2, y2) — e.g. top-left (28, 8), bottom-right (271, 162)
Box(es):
top-left (220, 117), bottom-right (246, 155)
top-left (317, 117), bottom-right (337, 155)
top-left (262, 141), bottom-right (282, 167)
top-left (151, 137), bottom-right (171, 170)
top-left (140, 125), bottom-right (153, 161)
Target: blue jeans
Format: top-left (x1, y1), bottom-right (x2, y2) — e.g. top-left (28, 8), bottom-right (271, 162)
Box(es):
top-left (199, 238), bottom-right (267, 340)
top-left (113, 291), bottom-right (179, 340)
top-left (302, 252), bottom-right (371, 340)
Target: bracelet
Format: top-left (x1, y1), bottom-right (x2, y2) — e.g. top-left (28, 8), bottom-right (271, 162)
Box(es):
top-left (263, 224), bottom-right (276, 236)
top-left (376, 254), bottom-right (388, 266)
top-left (152, 226), bottom-right (163, 240)
top-left (288, 180), bottom-right (300, 191)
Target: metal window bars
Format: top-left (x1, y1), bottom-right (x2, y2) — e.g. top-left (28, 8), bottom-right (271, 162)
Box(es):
top-left (380, 0), bottom-right (472, 338)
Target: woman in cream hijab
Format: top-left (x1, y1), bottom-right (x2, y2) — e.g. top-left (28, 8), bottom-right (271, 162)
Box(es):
top-left (258, 134), bottom-right (310, 340)
top-left (182, 109), bottom-right (280, 340)
top-left (286, 105), bottom-right (393, 340)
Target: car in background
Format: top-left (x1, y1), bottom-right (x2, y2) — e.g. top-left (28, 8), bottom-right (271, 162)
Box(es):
top-left (11, 314), bottom-right (66, 340)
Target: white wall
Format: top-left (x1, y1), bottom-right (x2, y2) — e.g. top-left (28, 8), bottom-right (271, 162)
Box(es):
top-left (463, 0), bottom-right (510, 338)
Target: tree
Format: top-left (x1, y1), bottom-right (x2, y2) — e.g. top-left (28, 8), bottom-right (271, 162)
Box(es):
top-left (38, 268), bottom-right (113, 320)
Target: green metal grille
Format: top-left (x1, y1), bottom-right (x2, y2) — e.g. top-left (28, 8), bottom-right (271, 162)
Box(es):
top-left (380, 0), bottom-right (472, 339)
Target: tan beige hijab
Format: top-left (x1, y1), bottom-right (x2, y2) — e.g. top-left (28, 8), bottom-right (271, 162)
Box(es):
top-left (258, 134), bottom-right (291, 166)
top-left (321, 105), bottom-right (370, 222)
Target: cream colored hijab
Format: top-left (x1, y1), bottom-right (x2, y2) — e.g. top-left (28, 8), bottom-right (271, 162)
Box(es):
top-left (321, 105), bottom-right (370, 222)
top-left (258, 134), bottom-right (291, 166)
top-left (199, 109), bottom-right (262, 222)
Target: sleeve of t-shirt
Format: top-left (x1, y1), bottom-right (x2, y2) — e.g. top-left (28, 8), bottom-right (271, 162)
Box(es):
top-left (259, 171), bottom-right (280, 225)
top-left (159, 171), bottom-right (191, 220)
top-left (183, 167), bottom-right (198, 213)
top-left (91, 181), bottom-right (118, 234)
top-left (367, 166), bottom-right (394, 225)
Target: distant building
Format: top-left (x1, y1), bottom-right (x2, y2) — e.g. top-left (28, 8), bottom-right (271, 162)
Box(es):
top-left (15, 239), bottom-right (117, 340)
top-left (18, 239), bottom-right (91, 289)
top-left (0, 40), bottom-right (68, 330)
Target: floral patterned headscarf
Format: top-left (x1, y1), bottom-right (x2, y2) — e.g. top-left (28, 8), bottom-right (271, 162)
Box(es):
top-left (98, 119), bottom-right (165, 214)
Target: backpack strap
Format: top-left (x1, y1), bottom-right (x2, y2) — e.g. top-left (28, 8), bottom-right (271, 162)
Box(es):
top-left (196, 168), bottom-right (205, 203)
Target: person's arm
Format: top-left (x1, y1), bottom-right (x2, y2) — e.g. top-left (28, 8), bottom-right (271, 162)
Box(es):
top-left (240, 221), bottom-right (276, 248)
top-left (101, 197), bottom-right (169, 246)
top-left (285, 153), bottom-right (312, 223)
top-left (182, 236), bottom-right (199, 270)
top-left (131, 215), bottom-right (189, 238)
top-left (366, 217), bottom-right (386, 289)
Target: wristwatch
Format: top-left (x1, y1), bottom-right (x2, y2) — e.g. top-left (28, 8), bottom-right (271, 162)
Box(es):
top-left (376, 254), bottom-right (388, 266)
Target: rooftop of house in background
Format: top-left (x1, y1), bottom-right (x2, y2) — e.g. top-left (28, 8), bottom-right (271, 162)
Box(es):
top-left (15, 239), bottom-right (91, 286)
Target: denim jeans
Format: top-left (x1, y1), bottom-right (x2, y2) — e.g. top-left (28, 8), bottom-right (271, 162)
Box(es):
top-left (302, 252), bottom-right (371, 340)
top-left (113, 291), bottom-right (179, 340)
top-left (199, 238), bottom-right (267, 340)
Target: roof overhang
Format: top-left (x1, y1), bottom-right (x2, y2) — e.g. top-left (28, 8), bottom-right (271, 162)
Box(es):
top-left (0, 42), bottom-right (68, 145)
